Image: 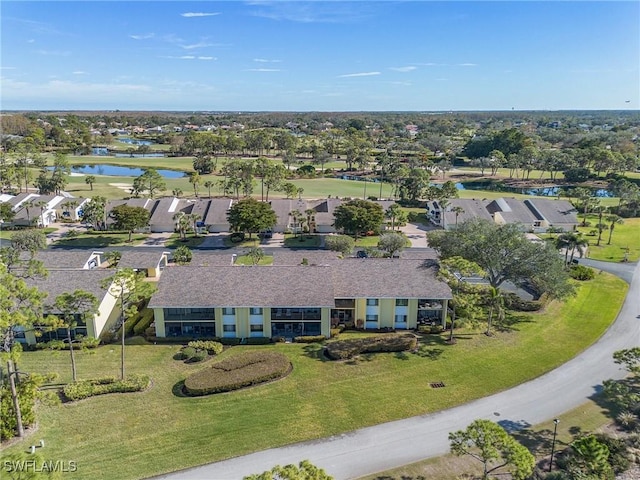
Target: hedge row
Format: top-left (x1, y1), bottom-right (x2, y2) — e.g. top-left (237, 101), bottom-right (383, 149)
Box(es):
top-left (293, 335), bottom-right (326, 343)
top-left (63, 375), bottom-right (150, 401)
top-left (36, 336), bottom-right (100, 351)
top-left (133, 309), bottom-right (155, 335)
top-left (187, 340), bottom-right (223, 355)
top-left (184, 351), bottom-right (291, 396)
top-left (149, 336), bottom-right (272, 345)
top-left (325, 334), bottom-right (418, 360)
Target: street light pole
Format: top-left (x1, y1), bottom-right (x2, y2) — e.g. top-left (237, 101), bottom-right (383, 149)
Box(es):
top-left (549, 418), bottom-right (560, 472)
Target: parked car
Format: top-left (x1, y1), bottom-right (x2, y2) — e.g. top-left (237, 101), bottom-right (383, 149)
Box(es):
top-left (356, 250), bottom-right (368, 258)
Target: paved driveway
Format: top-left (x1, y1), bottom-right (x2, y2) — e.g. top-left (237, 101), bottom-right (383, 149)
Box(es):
top-left (157, 262), bottom-right (640, 480)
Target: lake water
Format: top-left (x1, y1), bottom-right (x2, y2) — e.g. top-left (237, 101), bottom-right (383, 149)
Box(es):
top-left (70, 164), bottom-right (185, 179)
top-left (118, 137), bottom-right (152, 146)
top-left (456, 182), bottom-right (614, 198)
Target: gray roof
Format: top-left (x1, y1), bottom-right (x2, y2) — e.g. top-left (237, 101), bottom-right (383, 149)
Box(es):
top-left (149, 259), bottom-right (451, 309)
top-left (271, 250), bottom-right (341, 266)
top-left (185, 199), bottom-right (210, 220)
top-left (26, 269), bottom-right (115, 309)
top-left (524, 199), bottom-right (578, 225)
top-left (203, 198), bottom-right (233, 225)
top-left (487, 197), bottom-right (538, 225)
top-left (149, 197), bottom-right (187, 226)
top-left (331, 258), bottom-right (452, 299)
top-left (189, 251), bottom-right (238, 266)
top-left (442, 198), bottom-right (493, 226)
top-left (117, 250), bottom-right (169, 269)
top-left (148, 266), bottom-right (336, 308)
top-left (30, 250), bottom-right (100, 269)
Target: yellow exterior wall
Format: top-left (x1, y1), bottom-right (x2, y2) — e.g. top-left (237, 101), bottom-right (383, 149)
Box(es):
top-left (263, 308), bottom-right (272, 337)
top-left (354, 298), bottom-right (367, 328)
top-left (379, 299), bottom-right (395, 328)
top-left (214, 307), bottom-right (223, 337)
top-left (321, 308), bottom-right (331, 337)
top-left (236, 308), bottom-right (249, 338)
top-left (154, 308), bottom-right (165, 337)
top-left (407, 299), bottom-right (418, 329)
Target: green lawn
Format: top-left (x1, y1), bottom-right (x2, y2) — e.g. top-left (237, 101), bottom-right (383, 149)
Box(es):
top-left (283, 234), bottom-right (321, 248)
top-left (4, 273), bottom-right (627, 480)
top-left (576, 216), bottom-right (640, 263)
top-left (53, 231), bottom-right (148, 247)
top-left (359, 398), bottom-right (613, 480)
top-left (234, 254), bottom-right (274, 265)
top-left (0, 227), bottom-right (56, 240)
top-left (164, 233), bottom-right (206, 249)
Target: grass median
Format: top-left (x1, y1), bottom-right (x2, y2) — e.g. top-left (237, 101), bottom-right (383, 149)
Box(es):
top-left (4, 272), bottom-right (627, 480)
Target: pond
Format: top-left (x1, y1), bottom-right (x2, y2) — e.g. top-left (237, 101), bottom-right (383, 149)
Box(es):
top-left (456, 181), bottom-right (614, 198)
top-left (68, 164), bottom-right (186, 179)
top-left (117, 137), bottom-right (153, 146)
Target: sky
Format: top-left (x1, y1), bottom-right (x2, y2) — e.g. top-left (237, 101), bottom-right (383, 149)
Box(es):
top-left (1, 1), bottom-right (639, 112)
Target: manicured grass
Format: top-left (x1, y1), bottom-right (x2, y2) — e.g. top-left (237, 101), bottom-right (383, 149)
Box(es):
top-left (576, 216), bottom-right (640, 263)
top-left (283, 234), bottom-right (321, 248)
top-left (359, 399), bottom-right (613, 480)
top-left (4, 272), bottom-right (627, 480)
top-left (354, 235), bottom-right (381, 247)
top-left (53, 231), bottom-right (148, 247)
top-left (0, 227), bottom-right (56, 240)
top-left (234, 254), bottom-right (274, 265)
top-left (164, 233), bottom-right (206, 249)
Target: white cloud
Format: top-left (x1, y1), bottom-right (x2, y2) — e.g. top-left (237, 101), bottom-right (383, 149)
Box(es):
top-left (161, 55), bottom-right (215, 61)
top-left (35, 50), bottom-right (71, 56)
top-left (72, 71), bottom-right (88, 75)
top-left (181, 12), bottom-right (221, 18)
top-left (247, 68), bottom-right (281, 72)
top-left (130, 33), bottom-right (155, 40)
top-left (390, 66), bottom-right (417, 72)
top-left (197, 56), bottom-right (216, 61)
top-left (338, 72), bottom-right (381, 78)
top-left (458, 63), bottom-right (477, 67)
top-left (254, 58), bottom-right (282, 63)
top-left (181, 42), bottom-right (216, 50)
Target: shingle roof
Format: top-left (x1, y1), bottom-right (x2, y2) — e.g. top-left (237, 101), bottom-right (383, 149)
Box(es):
top-left (29, 250), bottom-right (99, 269)
top-left (331, 258), bottom-right (451, 299)
top-left (148, 266), bottom-right (336, 308)
top-left (117, 250), bottom-right (169, 269)
top-left (488, 197), bottom-right (538, 224)
top-left (25, 269), bottom-right (115, 309)
top-left (271, 250), bottom-right (340, 266)
top-left (203, 198), bottom-right (233, 225)
top-left (524, 199), bottom-right (578, 225)
top-left (148, 259), bottom-right (452, 309)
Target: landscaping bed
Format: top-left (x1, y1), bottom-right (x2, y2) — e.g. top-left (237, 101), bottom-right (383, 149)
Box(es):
top-left (63, 374), bottom-right (150, 401)
top-left (183, 351), bottom-right (291, 396)
top-left (325, 333), bottom-right (418, 360)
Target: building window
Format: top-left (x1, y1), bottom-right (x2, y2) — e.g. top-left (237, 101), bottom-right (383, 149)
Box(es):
top-left (223, 325), bottom-right (236, 332)
top-left (395, 314), bottom-right (408, 323)
top-left (395, 299), bottom-right (409, 306)
top-left (366, 299), bottom-right (379, 306)
top-left (222, 307), bottom-right (236, 315)
top-left (250, 324), bottom-right (263, 332)
top-left (365, 314), bottom-right (378, 322)
top-left (250, 307), bottom-right (263, 315)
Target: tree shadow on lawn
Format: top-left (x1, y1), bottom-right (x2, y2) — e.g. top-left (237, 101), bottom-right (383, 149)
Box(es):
top-left (171, 380), bottom-right (190, 398)
top-left (302, 343), bottom-right (330, 362)
top-left (495, 312), bottom-right (535, 333)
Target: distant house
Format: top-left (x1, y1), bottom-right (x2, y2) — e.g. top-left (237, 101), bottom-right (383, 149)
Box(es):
top-left (19, 270), bottom-right (121, 346)
top-left (1, 193), bottom-right (73, 228)
top-left (148, 259), bottom-right (451, 339)
top-left (427, 197), bottom-right (578, 232)
top-left (116, 250), bottom-right (170, 279)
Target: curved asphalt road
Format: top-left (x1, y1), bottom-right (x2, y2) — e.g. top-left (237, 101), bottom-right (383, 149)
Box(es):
top-left (157, 260), bottom-right (640, 480)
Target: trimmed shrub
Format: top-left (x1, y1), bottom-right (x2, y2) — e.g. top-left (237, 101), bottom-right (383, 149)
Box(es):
top-left (188, 340), bottom-right (223, 355)
top-left (569, 265), bottom-right (596, 281)
top-left (184, 351), bottom-right (291, 396)
top-left (133, 309), bottom-right (155, 335)
top-left (36, 339), bottom-right (65, 350)
top-left (180, 347), bottom-right (197, 360)
top-left (245, 337), bottom-right (272, 345)
top-left (191, 351), bottom-right (207, 363)
top-left (229, 232), bottom-right (245, 243)
top-left (325, 333), bottom-right (418, 360)
top-left (503, 293), bottom-right (543, 312)
top-left (294, 335), bottom-right (326, 343)
top-left (63, 375), bottom-right (150, 401)
top-left (272, 336), bottom-right (286, 343)
top-left (219, 337), bottom-right (241, 346)
top-left (330, 328), bottom-right (342, 338)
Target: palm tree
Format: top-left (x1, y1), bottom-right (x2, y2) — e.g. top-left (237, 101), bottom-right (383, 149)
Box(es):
top-left (556, 232), bottom-right (589, 265)
top-left (594, 205), bottom-right (607, 246)
top-left (484, 286), bottom-right (504, 336)
top-left (189, 172), bottom-right (201, 197)
top-left (451, 206), bottom-right (465, 227)
top-left (606, 214), bottom-right (623, 245)
top-left (204, 180), bottom-right (214, 199)
top-left (173, 212), bottom-right (190, 240)
top-left (187, 213), bottom-right (201, 237)
top-left (385, 203), bottom-right (402, 231)
top-left (85, 175), bottom-right (96, 191)
top-left (22, 200), bottom-right (35, 225)
top-left (289, 210), bottom-right (302, 238)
